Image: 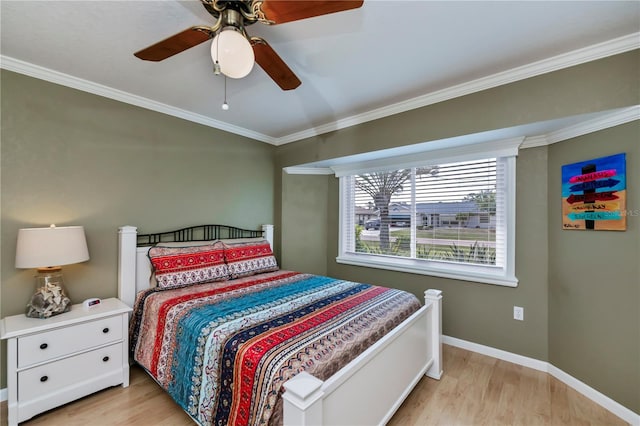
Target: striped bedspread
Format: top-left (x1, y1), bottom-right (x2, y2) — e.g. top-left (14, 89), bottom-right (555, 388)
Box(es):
top-left (130, 270), bottom-right (421, 426)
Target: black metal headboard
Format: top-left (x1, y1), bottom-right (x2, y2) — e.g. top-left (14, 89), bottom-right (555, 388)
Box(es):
top-left (136, 224), bottom-right (264, 247)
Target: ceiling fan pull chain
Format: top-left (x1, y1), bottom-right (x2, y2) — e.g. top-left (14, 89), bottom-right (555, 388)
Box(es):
top-left (222, 76), bottom-right (229, 111)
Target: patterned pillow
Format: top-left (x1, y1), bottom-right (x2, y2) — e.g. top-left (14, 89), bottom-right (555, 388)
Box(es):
top-left (222, 239), bottom-right (279, 279)
top-left (148, 242), bottom-right (229, 289)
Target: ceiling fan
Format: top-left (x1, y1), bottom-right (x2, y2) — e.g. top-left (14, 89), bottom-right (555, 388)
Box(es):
top-left (134, 0), bottom-right (364, 90)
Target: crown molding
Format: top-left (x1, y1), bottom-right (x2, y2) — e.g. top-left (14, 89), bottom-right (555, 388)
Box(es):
top-left (274, 32), bottom-right (640, 145)
top-left (544, 105), bottom-right (640, 145)
top-left (283, 167), bottom-right (334, 175)
top-left (285, 108), bottom-right (639, 175)
top-left (0, 55), bottom-right (278, 145)
top-left (521, 105), bottom-right (640, 148)
top-left (520, 135), bottom-right (549, 149)
top-left (2, 32), bottom-right (638, 146)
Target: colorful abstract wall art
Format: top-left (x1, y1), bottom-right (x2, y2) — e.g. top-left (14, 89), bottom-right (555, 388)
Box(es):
top-left (562, 153), bottom-right (626, 231)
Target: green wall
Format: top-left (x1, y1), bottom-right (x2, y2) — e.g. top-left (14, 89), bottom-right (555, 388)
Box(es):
top-left (280, 172), bottom-right (329, 275)
top-left (548, 121), bottom-right (639, 412)
top-left (275, 50), bottom-right (639, 413)
top-left (0, 70), bottom-right (276, 387)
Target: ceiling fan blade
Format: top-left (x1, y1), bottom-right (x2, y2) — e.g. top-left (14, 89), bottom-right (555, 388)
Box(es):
top-left (257, 0), bottom-right (364, 25)
top-left (251, 38), bottom-right (301, 90)
top-left (134, 27), bottom-right (214, 61)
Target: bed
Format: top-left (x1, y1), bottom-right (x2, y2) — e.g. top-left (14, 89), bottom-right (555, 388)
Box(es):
top-left (118, 224), bottom-right (442, 426)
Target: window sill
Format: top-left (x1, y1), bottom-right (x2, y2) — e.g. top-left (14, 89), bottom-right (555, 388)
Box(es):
top-left (336, 254), bottom-right (518, 287)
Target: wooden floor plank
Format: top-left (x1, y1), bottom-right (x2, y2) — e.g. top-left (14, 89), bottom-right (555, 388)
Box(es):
top-left (0, 345), bottom-right (627, 425)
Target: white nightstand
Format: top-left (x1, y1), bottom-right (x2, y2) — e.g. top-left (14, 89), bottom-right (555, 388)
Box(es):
top-left (0, 298), bottom-right (132, 426)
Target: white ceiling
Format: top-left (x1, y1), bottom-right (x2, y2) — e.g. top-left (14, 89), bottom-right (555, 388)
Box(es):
top-left (1, 1), bottom-right (639, 145)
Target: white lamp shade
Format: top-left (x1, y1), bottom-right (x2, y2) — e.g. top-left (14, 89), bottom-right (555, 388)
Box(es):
top-left (210, 28), bottom-right (255, 79)
top-left (15, 225), bottom-right (90, 269)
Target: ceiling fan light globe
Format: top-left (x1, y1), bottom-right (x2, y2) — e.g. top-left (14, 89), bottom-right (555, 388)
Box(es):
top-left (211, 29), bottom-right (255, 79)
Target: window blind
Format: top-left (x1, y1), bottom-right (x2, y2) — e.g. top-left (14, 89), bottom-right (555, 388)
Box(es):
top-left (341, 156), bottom-right (509, 272)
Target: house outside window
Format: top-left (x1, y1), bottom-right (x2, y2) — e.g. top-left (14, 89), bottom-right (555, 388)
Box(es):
top-left (336, 140), bottom-right (519, 287)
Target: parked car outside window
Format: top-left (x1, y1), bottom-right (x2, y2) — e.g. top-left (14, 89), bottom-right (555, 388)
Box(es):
top-left (365, 218), bottom-right (380, 230)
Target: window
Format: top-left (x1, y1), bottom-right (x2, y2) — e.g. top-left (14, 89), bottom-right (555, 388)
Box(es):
top-left (337, 143), bottom-right (518, 287)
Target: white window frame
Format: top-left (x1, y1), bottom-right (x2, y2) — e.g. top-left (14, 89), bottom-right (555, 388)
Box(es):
top-left (336, 138), bottom-right (521, 287)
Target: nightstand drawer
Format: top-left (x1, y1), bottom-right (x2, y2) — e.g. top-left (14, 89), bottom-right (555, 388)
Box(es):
top-left (18, 342), bottom-right (123, 402)
top-left (18, 315), bottom-right (123, 368)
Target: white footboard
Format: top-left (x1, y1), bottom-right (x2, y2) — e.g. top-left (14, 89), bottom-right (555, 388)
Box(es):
top-left (282, 289), bottom-right (443, 426)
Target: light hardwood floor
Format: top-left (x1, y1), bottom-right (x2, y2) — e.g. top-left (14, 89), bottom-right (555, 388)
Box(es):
top-left (1, 345), bottom-right (627, 426)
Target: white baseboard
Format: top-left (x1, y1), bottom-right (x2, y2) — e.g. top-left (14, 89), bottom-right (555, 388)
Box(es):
top-left (0, 388), bottom-right (6, 402)
top-left (547, 364), bottom-right (639, 426)
top-left (443, 335), bottom-right (640, 426)
top-left (443, 335), bottom-right (549, 372)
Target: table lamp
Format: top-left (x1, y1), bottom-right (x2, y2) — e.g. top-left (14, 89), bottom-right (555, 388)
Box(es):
top-left (15, 225), bottom-right (90, 318)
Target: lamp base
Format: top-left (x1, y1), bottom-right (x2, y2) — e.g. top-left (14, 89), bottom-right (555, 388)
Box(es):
top-left (26, 270), bottom-right (71, 319)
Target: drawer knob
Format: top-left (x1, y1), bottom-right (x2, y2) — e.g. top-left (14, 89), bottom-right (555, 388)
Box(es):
top-left (40, 376), bottom-right (48, 382)
top-left (39, 343), bottom-right (48, 350)
top-left (102, 327), bottom-right (109, 334)
top-left (102, 356), bottom-right (110, 362)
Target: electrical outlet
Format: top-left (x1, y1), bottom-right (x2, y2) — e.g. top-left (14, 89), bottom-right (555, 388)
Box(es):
top-left (513, 306), bottom-right (524, 321)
